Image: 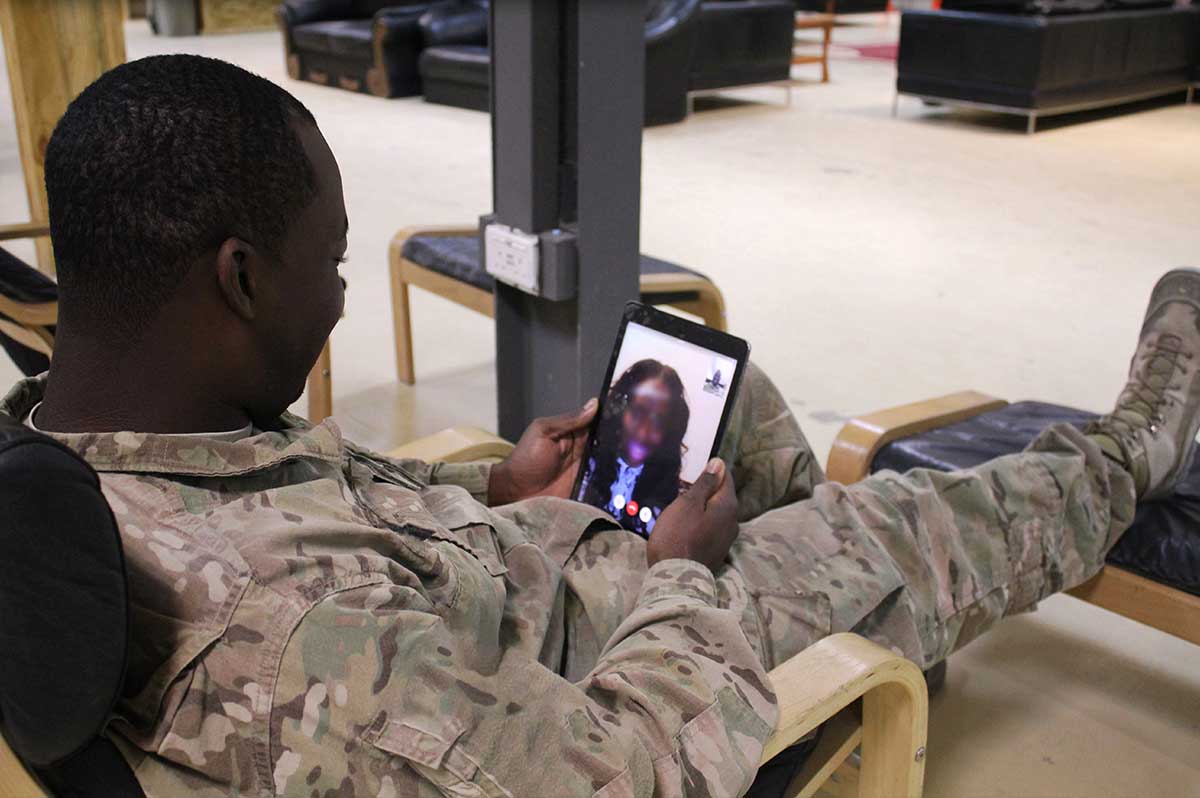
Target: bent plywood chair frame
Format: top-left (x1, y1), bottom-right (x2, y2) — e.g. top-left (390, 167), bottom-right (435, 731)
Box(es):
top-left (387, 225), bottom-right (729, 385)
top-left (827, 390), bottom-right (1200, 646)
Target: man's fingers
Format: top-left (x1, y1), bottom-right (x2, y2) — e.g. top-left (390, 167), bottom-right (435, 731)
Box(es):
top-left (712, 468), bottom-right (738, 516)
top-left (537, 398), bottom-right (598, 437)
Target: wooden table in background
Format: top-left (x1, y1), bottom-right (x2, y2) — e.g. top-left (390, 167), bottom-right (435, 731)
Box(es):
top-left (793, 6), bottom-right (836, 83)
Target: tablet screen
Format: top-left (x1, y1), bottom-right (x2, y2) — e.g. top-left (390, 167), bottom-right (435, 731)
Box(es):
top-left (574, 319), bottom-right (740, 538)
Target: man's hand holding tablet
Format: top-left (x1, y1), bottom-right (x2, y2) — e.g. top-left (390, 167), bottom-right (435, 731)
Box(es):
top-left (645, 457), bottom-right (740, 572)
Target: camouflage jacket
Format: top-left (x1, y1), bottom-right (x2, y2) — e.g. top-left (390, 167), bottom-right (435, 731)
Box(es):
top-left (2, 377), bottom-right (777, 798)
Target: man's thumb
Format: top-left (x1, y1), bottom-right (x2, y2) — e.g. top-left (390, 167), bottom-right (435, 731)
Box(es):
top-left (690, 459), bottom-right (726, 501)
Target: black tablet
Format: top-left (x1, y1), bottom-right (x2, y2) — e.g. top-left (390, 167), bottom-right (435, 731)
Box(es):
top-left (572, 302), bottom-right (750, 538)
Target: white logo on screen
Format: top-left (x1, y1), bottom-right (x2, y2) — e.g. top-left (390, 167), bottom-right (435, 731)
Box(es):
top-left (702, 358), bottom-right (727, 397)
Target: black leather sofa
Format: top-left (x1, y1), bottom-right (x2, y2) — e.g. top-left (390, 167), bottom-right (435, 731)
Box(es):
top-left (277, 0), bottom-right (451, 97)
top-left (896, 1), bottom-right (1200, 131)
top-left (418, 0), bottom-right (797, 125)
top-left (793, 0), bottom-right (888, 12)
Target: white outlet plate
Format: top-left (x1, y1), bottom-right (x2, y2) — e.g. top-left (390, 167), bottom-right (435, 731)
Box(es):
top-left (485, 223), bottom-right (540, 295)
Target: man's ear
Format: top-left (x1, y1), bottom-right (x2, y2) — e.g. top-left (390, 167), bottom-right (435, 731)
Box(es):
top-left (215, 237), bottom-right (259, 321)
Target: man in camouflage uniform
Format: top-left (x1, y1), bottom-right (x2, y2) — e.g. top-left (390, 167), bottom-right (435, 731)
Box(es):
top-left (5, 54), bottom-right (1196, 798)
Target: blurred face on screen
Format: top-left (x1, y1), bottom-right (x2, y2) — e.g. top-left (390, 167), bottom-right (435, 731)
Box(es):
top-left (621, 378), bottom-right (671, 466)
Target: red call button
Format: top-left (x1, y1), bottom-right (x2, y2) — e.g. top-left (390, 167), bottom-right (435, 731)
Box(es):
top-left (625, 501), bottom-right (639, 517)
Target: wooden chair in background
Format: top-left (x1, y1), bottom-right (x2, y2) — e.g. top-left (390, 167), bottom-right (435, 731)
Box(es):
top-left (0, 223), bottom-right (56, 363)
top-left (792, 0), bottom-right (836, 84)
top-left (388, 225), bottom-right (728, 385)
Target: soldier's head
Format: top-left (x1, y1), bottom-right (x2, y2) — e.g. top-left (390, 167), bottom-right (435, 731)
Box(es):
top-left (44, 54), bottom-right (346, 423)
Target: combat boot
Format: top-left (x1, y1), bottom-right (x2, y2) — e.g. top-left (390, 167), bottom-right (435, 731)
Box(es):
top-left (1088, 268), bottom-right (1200, 500)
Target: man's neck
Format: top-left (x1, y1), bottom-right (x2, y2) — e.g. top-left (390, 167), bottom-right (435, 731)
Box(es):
top-left (35, 334), bottom-right (250, 435)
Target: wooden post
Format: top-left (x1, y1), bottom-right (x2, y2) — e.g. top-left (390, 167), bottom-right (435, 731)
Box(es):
top-left (0, 0), bottom-right (126, 274)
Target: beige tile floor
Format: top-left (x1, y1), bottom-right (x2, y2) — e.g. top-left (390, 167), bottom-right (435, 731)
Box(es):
top-left (2, 15), bottom-right (1198, 797)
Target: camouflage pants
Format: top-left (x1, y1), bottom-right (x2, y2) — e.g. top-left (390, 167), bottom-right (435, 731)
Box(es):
top-left (705, 363), bottom-right (1138, 671)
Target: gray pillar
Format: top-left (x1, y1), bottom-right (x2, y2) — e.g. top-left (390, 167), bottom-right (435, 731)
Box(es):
top-left (490, 0), bottom-right (644, 441)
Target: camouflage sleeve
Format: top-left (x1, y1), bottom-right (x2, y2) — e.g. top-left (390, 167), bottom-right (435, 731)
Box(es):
top-left (390, 458), bottom-right (493, 504)
top-left (273, 560), bottom-right (778, 798)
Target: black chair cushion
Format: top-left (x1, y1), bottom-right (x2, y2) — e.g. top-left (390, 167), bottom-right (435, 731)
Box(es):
top-left (292, 19), bottom-right (375, 59)
top-left (871, 401), bottom-right (1200, 596)
top-left (400, 234), bottom-right (712, 297)
top-left (0, 247), bottom-right (55, 377)
top-left (0, 415), bottom-right (130, 768)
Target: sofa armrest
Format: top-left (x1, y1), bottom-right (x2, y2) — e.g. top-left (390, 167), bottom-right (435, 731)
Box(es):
top-left (0, 732), bottom-right (41, 798)
top-left (826, 391), bottom-right (1007, 484)
top-left (387, 426), bottom-right (514, 464)
top-left (646, 0), bottom-right (703, 43)
top-left (764, 633), bottom-right (928, 797)
top-left (373, 6), bottom-right (429, 52)
top-left (278, 0), bottom-right (355, 27)
top-left (419, 0), bottom-right (488, 47)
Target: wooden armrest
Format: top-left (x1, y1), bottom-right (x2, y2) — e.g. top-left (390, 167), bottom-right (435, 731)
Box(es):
top-left (0, 732), bottom-right (42, 798)
top-left (765, 633), bottom-right (928, 797)
top-left (0, 222), bottom-right (50, 242)
top-left (387, 426), bottom-right (514, 464)
top-left (826, 391), bottom-right (1007, 485)
top-left (0, 296), bottom-right (58, 327)
top-left (1067, 566), bottom-right (1200, 645)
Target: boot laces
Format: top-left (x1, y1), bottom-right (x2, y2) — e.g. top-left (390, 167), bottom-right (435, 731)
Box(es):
top-left (1108, 333), bottom-right (1191, 436)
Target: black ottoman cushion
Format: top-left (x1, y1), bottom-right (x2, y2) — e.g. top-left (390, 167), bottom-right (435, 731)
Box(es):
top-left (871, 401), bottom-right (1200, 596)
top-left (400, 235), bottom-right (713, 301)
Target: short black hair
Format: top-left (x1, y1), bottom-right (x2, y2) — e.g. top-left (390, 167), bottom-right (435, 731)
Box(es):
top-left (45, 54), bottom-right (318, 342)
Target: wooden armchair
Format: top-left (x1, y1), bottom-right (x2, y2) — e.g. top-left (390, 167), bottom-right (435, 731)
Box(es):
top-left (828, 391), bottom-right (1200, 646)
top-left (388, 226), bottom-right (729, 385)
top-left (0, 223), bottom-right (56, 365)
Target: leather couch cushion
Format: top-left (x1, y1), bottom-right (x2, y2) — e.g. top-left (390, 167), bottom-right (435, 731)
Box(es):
top-left (0, 247), bottom-right (55, 377)
top-left (400, 234), bottom-right (712, 298)
top-left (418, 45), bottom-right (490, 86)
top-left (0, 415), bottom-right (129, 767)
top-left (871, 401), bottom-right (1200, 596)
top-left (292, 19), bottom-right (374, 59)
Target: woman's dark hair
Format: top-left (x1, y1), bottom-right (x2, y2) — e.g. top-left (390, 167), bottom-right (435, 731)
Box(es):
top-left (586, 359), bottom-right (690, 514)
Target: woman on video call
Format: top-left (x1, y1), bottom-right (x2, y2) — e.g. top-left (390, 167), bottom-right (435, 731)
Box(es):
top-left (578, 359), bottom-right (690, 536)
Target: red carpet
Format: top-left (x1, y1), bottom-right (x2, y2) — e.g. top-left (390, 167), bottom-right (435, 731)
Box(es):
top-left (845, 43), bottom-right (899, 61)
